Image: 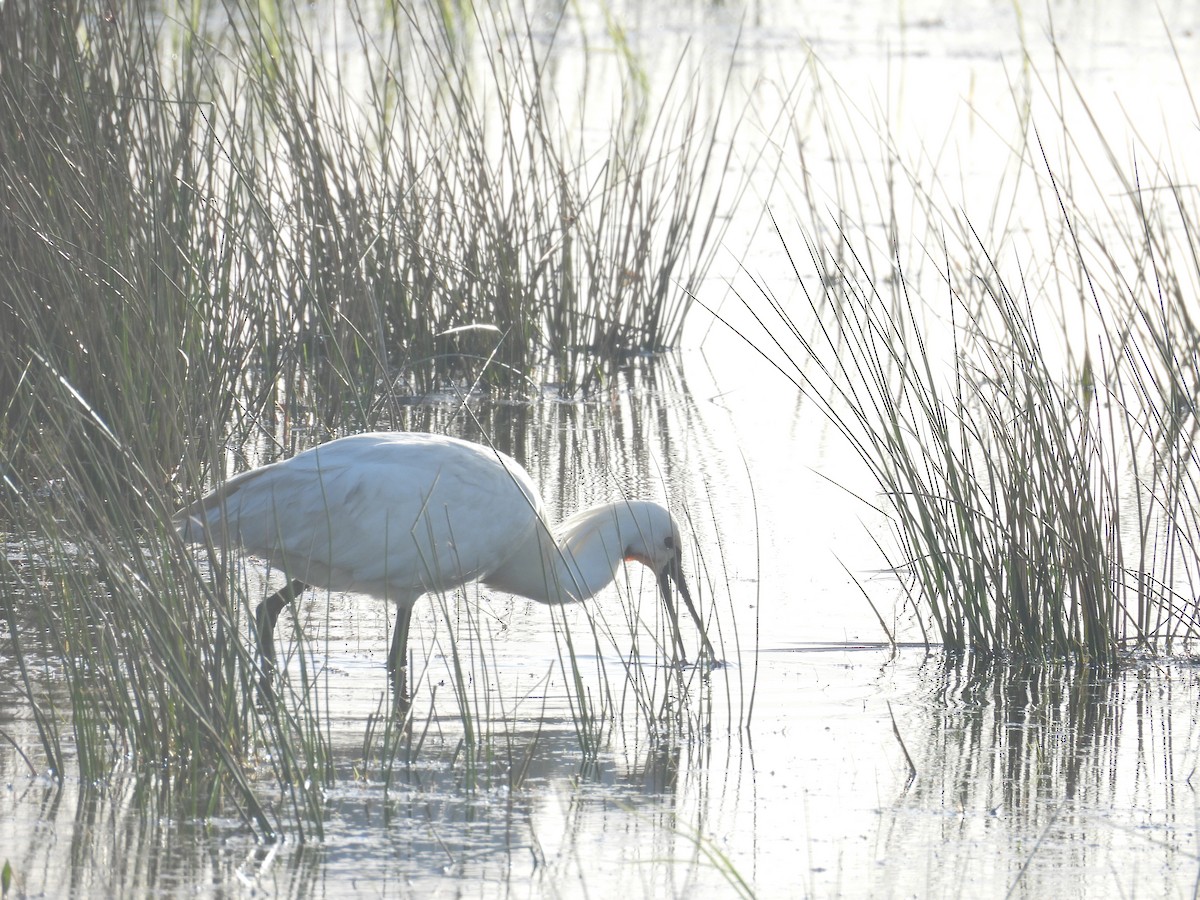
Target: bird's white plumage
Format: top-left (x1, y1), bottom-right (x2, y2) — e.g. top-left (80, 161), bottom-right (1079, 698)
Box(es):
top-left (179, 433), bottom-right (548, 603)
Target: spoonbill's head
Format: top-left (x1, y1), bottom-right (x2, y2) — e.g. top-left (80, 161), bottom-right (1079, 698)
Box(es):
top-left (617, 501), bottom-right (715, 661)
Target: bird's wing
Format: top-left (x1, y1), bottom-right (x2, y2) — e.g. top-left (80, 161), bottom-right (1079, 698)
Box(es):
top-left (180, 434), bottom-right (546, 599)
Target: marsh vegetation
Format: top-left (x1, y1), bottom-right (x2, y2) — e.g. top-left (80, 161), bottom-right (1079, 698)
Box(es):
top-left (4, 0), bottom-right (1200, 896)
top-left (1, 0), bottom-right (742, 835)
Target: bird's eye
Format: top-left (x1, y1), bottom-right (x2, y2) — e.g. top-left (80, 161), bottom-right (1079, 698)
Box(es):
top-left (664, 535), bottom-right (674, 550)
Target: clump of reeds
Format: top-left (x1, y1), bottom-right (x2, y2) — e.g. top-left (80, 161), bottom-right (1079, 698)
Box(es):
top-left (726, 45), bottom-right (1200, 663)
top-left (744, 230), bottom-right (1127, 659)
top-left (1, 0), bottom-right (742, 478)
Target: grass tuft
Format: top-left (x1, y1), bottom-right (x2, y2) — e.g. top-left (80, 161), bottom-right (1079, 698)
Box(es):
top-left (715, 37), bottom-right (1200, 663)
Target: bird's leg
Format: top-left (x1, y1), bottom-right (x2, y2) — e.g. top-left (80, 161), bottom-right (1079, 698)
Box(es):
top-left (254, 579), bottom-right (308, 704)
top-left (387, 603), bottom-right (414, 706)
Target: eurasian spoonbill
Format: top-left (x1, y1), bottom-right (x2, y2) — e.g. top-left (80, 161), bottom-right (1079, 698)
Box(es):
top-left (176, 432), bottom-right (712, 698)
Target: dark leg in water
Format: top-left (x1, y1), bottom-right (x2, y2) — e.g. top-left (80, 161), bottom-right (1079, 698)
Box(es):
top-left (387, 603), bottom-right (414, 707)
top-left (255, 579), bottom-right (308, 703)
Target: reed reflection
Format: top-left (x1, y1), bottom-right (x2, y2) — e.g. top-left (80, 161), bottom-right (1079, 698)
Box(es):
top-left (877, 657), bottom-right (1198, 897)
top-left (0, 707), bottom-right (713, 899)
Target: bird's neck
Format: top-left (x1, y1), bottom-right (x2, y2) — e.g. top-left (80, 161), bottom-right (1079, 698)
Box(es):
top-left (481, 502), bottom-right (628, 605)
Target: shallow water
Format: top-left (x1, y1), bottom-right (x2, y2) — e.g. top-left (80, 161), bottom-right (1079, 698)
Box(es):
top-left (7, 0), bottom-right (1200, 897)
top-left (7, 642), bottom-right (1200, 896)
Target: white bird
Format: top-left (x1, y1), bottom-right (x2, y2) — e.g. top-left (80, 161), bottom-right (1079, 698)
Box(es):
top-left (176, 432), bottom-right (712, 698)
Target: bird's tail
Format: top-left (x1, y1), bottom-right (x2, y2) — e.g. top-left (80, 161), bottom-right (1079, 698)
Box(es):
top-left (174, 500), bottom-right (214, 545)
top-left (173, 463), bottom-right (265, 545)
top-left (174, 482), bottom-right (240, 545)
